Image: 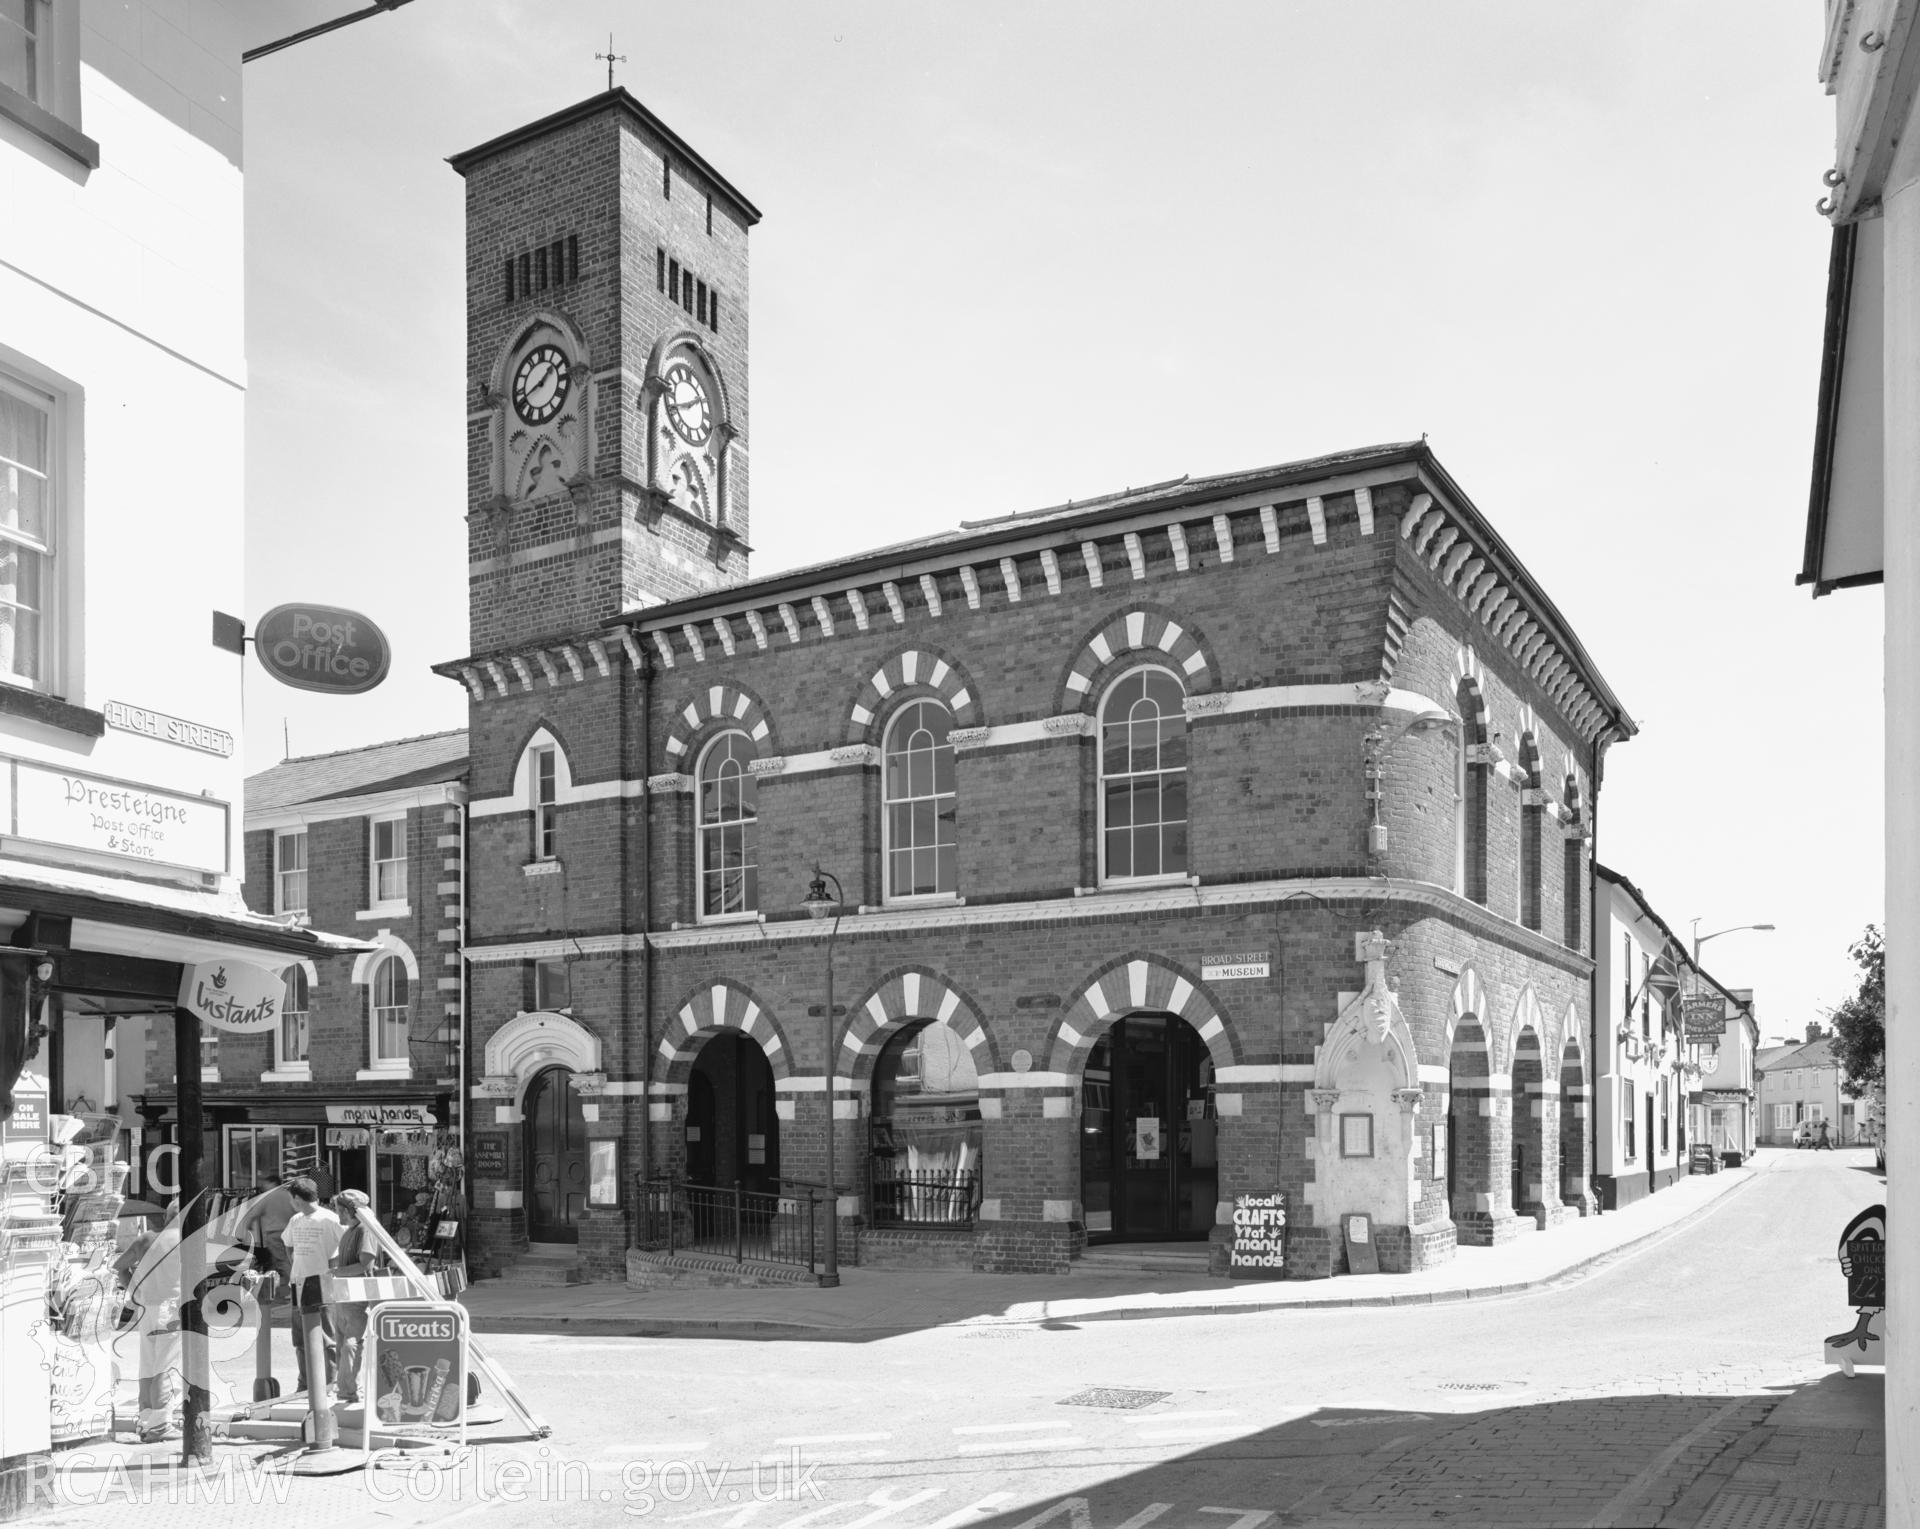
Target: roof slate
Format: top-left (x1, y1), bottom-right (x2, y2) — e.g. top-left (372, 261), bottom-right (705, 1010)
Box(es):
top-left (245, 730), bottom-right (469, 818)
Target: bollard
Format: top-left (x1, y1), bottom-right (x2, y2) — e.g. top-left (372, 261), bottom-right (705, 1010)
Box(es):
top-left (252, 1273), bottom-right (280, 1402)
top-left (303, 1312), bottom-right (337, 1452)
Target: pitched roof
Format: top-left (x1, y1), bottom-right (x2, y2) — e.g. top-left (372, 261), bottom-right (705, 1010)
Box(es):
top-left (245, 730), bottom-right (468, 818)
top-left (1757, 1037), bottom-right (1838, 1072)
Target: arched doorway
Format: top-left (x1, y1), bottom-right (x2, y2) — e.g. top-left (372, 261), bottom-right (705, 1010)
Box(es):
top-left (1510, 1026), bottom-right (1550, 1227)
top-left (524, 1065), bottom-right (586, 1244)
top-left (1446, 1015), bottom-right (1495, 1243)
top-left (1080, 1013), bottom-right (1217, 1242)
top-left (1559, 1033), bottom-right (1590, 1212)
top-left (685, 1031), bottom-right (780, 1196)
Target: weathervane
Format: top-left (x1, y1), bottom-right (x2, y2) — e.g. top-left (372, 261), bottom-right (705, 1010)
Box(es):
top-left (595, 33), bottom-right (626, 91)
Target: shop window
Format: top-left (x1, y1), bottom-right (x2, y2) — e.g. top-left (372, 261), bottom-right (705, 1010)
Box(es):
top-left (1623, 1091), bottom-right (1636, 1158)
top-left (275, 829), bottom-right (308, 914)
top-left (869, 1020), bottom-right (982, 1226)
top-left (370, 955), bottom-right (410, 1068)
top-left (1099, 666), bottom-right (1188, 883)
top-left (370, 816), bottom-right (407, 906)
top-left (882, 701), bottom-right (957, 900)
top-left (532, 745), bottom-right (558, 860)
top-left (278, 966), bottom-right (310, 1070)
top-left (696, 729), bottom-right (757, 918)
top-left (0, 369), bottom-right (57, 691)
top-left (225, 1125), bottom-right (320, 1192)
top-left (1659, 1078), bottom-right (1669, 1154)
top-left (534, 958), bottom-right (569, 1012)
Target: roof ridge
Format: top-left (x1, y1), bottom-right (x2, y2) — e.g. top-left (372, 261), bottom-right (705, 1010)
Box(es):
top-left (272, 727), bottom-right (468, 769)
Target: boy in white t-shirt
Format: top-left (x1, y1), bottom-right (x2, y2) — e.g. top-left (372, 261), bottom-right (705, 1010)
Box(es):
top-left (282, 1179), bottom-right (341, 1395)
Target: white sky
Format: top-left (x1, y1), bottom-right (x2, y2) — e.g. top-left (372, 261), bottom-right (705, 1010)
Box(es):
top-left (237, 1), bottom-right (1877, 1038)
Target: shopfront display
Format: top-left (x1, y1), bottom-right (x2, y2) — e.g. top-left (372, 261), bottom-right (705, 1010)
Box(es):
top-left (869, 1020), bottom-right (982, 1227)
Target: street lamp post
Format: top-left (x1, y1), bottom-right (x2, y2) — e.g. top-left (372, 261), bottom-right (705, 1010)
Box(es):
top-left (802, 868), bottom-right (845, 1288)
top-left (1691, 919), bottom-right (1776, 964)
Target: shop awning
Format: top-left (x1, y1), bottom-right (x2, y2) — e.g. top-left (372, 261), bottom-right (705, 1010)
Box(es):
top-left (0, 857), bottom-right (371, 967)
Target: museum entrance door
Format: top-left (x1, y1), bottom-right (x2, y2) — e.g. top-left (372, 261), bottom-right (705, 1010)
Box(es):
top-left (1080, 1014), bottom-right (1216, 1242)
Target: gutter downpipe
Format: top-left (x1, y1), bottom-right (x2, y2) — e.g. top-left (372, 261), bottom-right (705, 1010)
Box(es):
top-left (636, 638), bottom-right (652, 1244)
top-left (459, 796), bottom-right (469, 1263)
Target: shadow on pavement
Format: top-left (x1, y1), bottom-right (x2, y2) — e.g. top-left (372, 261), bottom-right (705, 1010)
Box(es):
top-left (958, 1385), bottom-right (1881, 1529)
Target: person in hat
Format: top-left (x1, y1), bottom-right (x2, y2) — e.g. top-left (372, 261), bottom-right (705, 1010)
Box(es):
top-left (328, 1190), bottom-right (388, 1405)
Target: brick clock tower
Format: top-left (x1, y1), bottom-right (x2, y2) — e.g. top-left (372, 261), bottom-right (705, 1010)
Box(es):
top-left (451, 88), bottom-right (760, 654)
top-left (441, 92), bottom-right (759, 1280)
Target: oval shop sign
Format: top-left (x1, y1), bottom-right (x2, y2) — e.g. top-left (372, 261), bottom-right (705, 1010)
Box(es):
top-left (253, 603), bottom-right (391, 696)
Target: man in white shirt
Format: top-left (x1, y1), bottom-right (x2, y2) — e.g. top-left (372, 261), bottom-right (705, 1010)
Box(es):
top-left (282, 1178), bottom-right (341, 1395)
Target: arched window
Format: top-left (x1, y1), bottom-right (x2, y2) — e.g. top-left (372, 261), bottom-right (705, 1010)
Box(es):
top-left (1519, 736), bottom-right (1543, 931)
top-left (883, 701), bottom-right (957, 899)
top-left (279, 966), bottom-right (310, 1069)
top-left (697, 730), bottom-right (758, 917)
top-left (1099, 667), bottom-right (1188, 882)
top-left (371, 956), bottom-right (410, 1066)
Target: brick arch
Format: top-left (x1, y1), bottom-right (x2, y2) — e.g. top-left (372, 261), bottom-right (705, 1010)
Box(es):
top-left (655, 979), bottom-right (794, 1084)
top-left (837, 965), bottom-right (1000, 1082)
top-left (1043, 953), bottom-right (1241, 1075)
top-left (662, 682), bottom-right (778, 768)
top-left (845, 648), bottom-right (982, 744)
top-left (1443, 966), bottom-right (1487, 1057)
top-left (1057, 606), bottom-right (1216, 714)
top-left (1558, 1003), bottom-right (1586, 1081)
top-left (1505, 983), bottom-right (1547, 1069)
top-left (1562, 762), bottom-right (1587, 826)
top-left (1517, 732), bottom-right (1543, 788)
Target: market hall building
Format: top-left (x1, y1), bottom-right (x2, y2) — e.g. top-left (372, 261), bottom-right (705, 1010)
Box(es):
top-left (436, 89), bottom-right (1638, 1284)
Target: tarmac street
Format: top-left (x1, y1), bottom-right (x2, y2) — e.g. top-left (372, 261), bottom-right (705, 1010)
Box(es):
top-left (22, 1149), bottom-right (1885, 1529)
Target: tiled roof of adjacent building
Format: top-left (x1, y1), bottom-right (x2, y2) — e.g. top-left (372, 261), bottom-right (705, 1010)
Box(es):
top-left (244, 729), bottom-right (469, 818)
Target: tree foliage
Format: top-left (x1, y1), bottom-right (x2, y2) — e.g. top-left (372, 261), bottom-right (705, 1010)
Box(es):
top-left (1829, 924), bottom-right (1884, 1099)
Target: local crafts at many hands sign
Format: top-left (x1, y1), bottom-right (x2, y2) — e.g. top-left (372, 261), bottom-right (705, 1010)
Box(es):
top-left (1824, 1203), bottom-right (1886, 1375)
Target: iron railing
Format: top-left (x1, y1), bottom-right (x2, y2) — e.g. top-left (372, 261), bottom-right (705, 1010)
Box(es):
top-left (869, 1163), bottom-right (978, 1228)
top-left (638, 1176), bottom-right (819, 1272)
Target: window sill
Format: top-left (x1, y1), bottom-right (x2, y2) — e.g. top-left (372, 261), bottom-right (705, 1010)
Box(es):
top-left (692, 910), bottom-right (764, 927)
top-left (523, 860), bottom-right (562, 878)
top-left (1077, 875), bottom-right (1199, 896)
top-left (261, 1068), bottom-right (311, 1084)
top-left (0, 83), bottom-right (99, 171)
top-left (866, 894), bottom-right (965, 913)
top-left (355, 1066), bottom-right (413, 1082)
top-left (356, 905), bottom-right (411, 921)
top-left (0, 682), bottom-right (106, 740)
top-left (200, 1068), bottom-right (220, 1084)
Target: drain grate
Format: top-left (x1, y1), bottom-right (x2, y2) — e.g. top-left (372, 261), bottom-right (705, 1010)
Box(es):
top-left (1436, 1382), bottom-right (1509, 1392)
top-left (1060, 1387), bottom-right (1171, 1410)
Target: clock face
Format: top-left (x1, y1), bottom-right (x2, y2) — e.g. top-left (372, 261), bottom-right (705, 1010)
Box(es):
top-left (663, 360), bottom-right (713, 446)
top-left (512, 343), bottom-right (572, 426)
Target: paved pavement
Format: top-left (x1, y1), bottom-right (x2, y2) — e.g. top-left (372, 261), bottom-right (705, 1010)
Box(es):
top-left (460, 1158), bottom-right (1763, 1336)
top-left (15, 1148), bottom-right (1887, 1528)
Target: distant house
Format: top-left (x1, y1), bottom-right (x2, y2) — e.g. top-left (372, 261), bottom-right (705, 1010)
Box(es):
top-left (1755, 1037), bottom-right (1852, 1146)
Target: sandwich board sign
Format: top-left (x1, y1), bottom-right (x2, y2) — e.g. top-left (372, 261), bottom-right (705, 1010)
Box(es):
top-left (367, 1301), bottom-right (468, 1442)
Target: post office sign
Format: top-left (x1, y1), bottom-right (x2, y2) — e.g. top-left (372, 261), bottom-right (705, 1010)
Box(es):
top-left (253, 603), bottom-right (391, 696)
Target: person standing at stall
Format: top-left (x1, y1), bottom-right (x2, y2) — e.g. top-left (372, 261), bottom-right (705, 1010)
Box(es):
top-left (281, 1178), bottom-right (341, 1396)
top-left (328, 1189), bottom-right (387, 1405)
